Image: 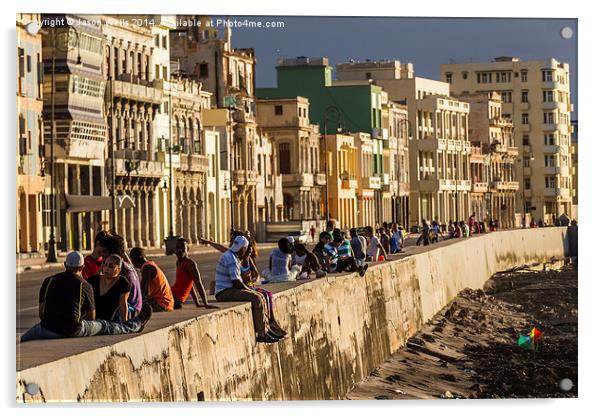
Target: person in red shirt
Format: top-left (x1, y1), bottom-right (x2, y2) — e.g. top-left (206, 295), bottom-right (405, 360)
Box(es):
top-left (129, 247), bottom-right (175, 312)
top-left (82, 230), bottom-right (111, 279)
top-left (171, 238), bottom-right (218, 310)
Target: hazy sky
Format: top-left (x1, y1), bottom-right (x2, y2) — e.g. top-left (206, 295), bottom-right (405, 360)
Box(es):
top-left (226, 16), bottom-right (577, 115)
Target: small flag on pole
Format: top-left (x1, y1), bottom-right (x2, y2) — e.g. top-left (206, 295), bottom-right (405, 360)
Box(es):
top-left (518, 327), bottom-right (543, 351)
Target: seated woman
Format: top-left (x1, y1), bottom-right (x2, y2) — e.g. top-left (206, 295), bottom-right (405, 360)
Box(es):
top-left (292, 243), bottom-right (326, 279)
top-left (87, 254), bottom-right (131, 322)
top-left (262, 238), bottom-right (301, 283)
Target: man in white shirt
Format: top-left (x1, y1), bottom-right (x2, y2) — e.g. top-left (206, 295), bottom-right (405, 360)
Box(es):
top-left (364, 226), bottom-right (389, 262)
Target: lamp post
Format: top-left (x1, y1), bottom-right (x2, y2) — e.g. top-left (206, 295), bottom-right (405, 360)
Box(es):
top-left (224, 178), bottom-right (235, 235)
top-left (322, 105), bottom-right (342, 224)
top-left (46, 25), bottom-right (81, 263)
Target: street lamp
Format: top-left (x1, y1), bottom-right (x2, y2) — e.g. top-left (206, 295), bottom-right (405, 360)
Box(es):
top-left (46, 25), bottom-right (81, 263)
top-left (322, 105), bottom-right (342, 224)
top-left (223, 178), bottom-right (235, 235)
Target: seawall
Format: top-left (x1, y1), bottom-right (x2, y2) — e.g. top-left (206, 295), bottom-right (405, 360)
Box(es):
top-left (16, 228), bottom-right (568, 402)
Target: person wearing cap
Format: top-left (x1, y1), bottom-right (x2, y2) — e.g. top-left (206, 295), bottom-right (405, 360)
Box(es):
top-left (170, 238), bottom-right (217, 310)
top-left (214, 235), bottom-right (284, 343)
top-left (20, 251), bottom-right (153, 342)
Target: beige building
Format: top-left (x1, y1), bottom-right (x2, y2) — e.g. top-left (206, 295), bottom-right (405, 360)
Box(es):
top-left (441, 57), bottom-right (574, 223)
top-left (570, 120), bottom-right (578, 220)
top-left (256, 97), bottom-right (324, 224)
top-left (324, 134), bottom-right (359, 230)
top-left (17, 14), bottom-right (45, 254)
top-left (336, 60), bottom-right (471, 226)
top-left (461, 92), bottom-right (519, 228)
top-left (353, 132), bottom-right (379, 227)
top-left (171, 20), bottom-right (262, 235)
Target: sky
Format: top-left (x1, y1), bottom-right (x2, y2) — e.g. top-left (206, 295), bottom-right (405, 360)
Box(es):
top-left (226, 16), bottom-right (578, 116)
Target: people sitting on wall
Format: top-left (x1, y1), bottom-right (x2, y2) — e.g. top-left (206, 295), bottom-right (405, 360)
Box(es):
top-left (86, 254), bottom-right (131, 321)
top-left (97, 234), bottom-right (142, 318)
top-left (262, 238), bottom-right (301, 283)
top-left (365, 226), bottom-right (389, 261)
top-left (292, 243), bottom-right (326, 279)
top-left (129, 247), bottom-right (174, 312)
top-left (350, 228), bottom-right (367, 267)
top-left (214, 236), bottom-right (285, 344)
top-left (312, 231), bottom-right (332, 270)
top-left (82, 230), bottom-right (111, 279)
top-left (21, 251), bottom-right (152, 342)
top-left (332, 234), bottom-right (369, 276)
top-left (322, 233), bottom-right (339, 273)
top-left (416, 220), bottom-right (431, 246)
top-left (170, 238), bottom-right (218, 310)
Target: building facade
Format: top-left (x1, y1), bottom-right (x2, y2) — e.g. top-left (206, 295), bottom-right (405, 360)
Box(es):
top-left (42, 14), bottom-right (108, 252)
top-left (17, 14), bottom-right (45, 254)
top-left (441, 57), bottom-right (574, 223)
top-left (256, 97), bottom-right (324, 224)
top-left (460, 92), bottom-right (519, 228)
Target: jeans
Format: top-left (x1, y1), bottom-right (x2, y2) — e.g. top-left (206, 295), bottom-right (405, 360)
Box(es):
top-left (20, 318), bottom-right (144, 342)
top-left (215, 287), bottom-right (270, 336)
top-left (336, 256), bottom-right (360, 273)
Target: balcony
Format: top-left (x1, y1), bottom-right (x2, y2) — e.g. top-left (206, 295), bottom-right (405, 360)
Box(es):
top-left (232, 170), bottom-right (258, 185)
top-left (507, 146), bottom-right (519, 156)
top-left (543, 145), bottom-right (561, 154)
top-left (544, 188), bottom-right (570, 198)
top-left (521, 123), bottom-right (531, 132)
top-left (179, 154), bottom-right (209, 173)
top-left (114, 158), bottom-right (164, 178)
top-left (542, 101), bottom-right (560, 110)
top-left (314, 173), bottom-right (326, 186)
top-left (361, 176), bottom-right (382, 189)
top-left (493, 181), bottom-right (519, 191)
top-left (282, 173), bottom-right (314, 188)
top-left (341, 178), bottom-right (358, 189)
top-left (417, 137), bottom-right (439, 151)
top-left (542, 123), bottom-right (559, 131)
top-left (112, 77), bottom-right (163, 105)
top-left (233, 109), bottom-right (255, 124)
top-left (519, 102), bottom-right (530, 111)
top-left (472, 182), bottom-right (488, 193)
top-left (542, 81), bottom-right (561, 89)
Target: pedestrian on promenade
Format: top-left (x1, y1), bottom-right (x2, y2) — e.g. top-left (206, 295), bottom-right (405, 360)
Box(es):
top-left (293, 243), bottom-right (326, 279)
top-left (214, 236), bottom-right (285, 343)
top-left (262, 238), bottom-right (301, 283)
top-left (310, 225), bottom-right (316, 242)
top-left (416, 220), bottom-right (431, 246)
top-left (468, 213), bottom-right (476, 234)
top-left (390, 223), bottom-right (402, 254)
top-left (365, 226), bottom-right (389, 261)
top-left (86, 254), bottom-right (130, 321)
top-left (380, 227), bottom-right (391, 255)
top-left (129, 247), bottom-right (174, 312)
top-left (171, 238), bottom-right (217, 310)
top-left (82, 230), bottom-right (111, 279)
top-left (325, 220), bottom-right (335, 239)
top-left (97, 235), bottom-right (142, 318)
top-left (21, 251), bottom-right (152, 342)
top-left (431, 220), bottom-right (443, 243)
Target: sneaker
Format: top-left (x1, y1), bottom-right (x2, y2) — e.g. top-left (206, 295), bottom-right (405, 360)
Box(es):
top-left (135, 302), bottom-right (153, 331)
top-left (316, 269), bottom-right (327, 278)
top-left (358, 264), bottom-right (369, 277)
top-left (256, 333), bottom-right (279, 343)
top-left (269, 324), bottom-right (287, 337)
top-left (267, 329), bottom-right (284, 339)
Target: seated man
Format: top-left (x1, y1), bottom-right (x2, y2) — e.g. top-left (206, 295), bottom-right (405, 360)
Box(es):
top-left (322, 236), bottom-right (339, 273)
top-left (82, 230), bottom-right (111, 279)
top-left (332, 234), bottom-right (368, 276)
top-left (21, 251), bottom-right (152, 342)
top-left (292, 243), bottom-right (326, 278)
top-left (214, 236), bottom-right (283, 344)
top-left (171, 238), bottom-right (217, 310)
top-left (312, 231), bottom-right (332, 271)
top-left (129, 247), bottom-right (174, 312)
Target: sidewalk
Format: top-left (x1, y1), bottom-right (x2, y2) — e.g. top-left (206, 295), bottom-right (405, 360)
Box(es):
top-left (16, 242), bottom-right (277, 274)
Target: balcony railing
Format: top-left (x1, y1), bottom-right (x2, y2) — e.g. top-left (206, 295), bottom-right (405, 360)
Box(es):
top-left (179, 154), bottom-right (209, 173)
top-left (361, 176), bottom-right (382, 189)
top-left (472, 182), bottom-right (488, 193)
top-left (314, 173), bottom-right (326, 186)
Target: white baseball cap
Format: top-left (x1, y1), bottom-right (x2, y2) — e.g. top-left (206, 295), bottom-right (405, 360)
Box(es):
top-left (64, 251), bottom-right (85, 268)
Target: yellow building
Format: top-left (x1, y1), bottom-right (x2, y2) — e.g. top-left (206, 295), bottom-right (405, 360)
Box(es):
top-left (352, 132), bottom-right (378, 227)
top-left (324, 134), bottom-right (358, 230)
top-left (441, 57), bottom-right (574, 223)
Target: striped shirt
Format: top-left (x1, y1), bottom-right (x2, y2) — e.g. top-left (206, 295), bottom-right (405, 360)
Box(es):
top-left (215, 250), bottom-right (242, 294)
top-left (337, 239), bottom-right (353, 259)
top-left (323, 243), bottom-right (338, 272)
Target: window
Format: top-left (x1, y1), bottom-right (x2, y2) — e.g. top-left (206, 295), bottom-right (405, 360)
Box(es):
top-left (462, 72), bottom-right (468, 80)
top-left (80, 166), bottom-right (90, 196)
top-left (545, 176), bottom-right (556, 188)
top-left (544, 112), bottom-right (555, 124)
top-left (155, 34), bottom-right (160, 47)
top-left (278, 143), bottom-right (291, 174)
top-left (199, 63), bottom-right (209, 78)
top-left (298, 107), bottom-right (302, 117)
top-left (521, 91), bottom-right (529, 103)
top-left (523, 158), bottom-right (531, 167)
top-left (542, 70), bottom-right (554, 82)
top-left (543, 90), bottom-right (554, 102)
top-left (162, 35), bottom-right (167, 49)
top-left (162, 66), bottom-right (167, 80)
top-left (501, 91), bottom-right (512, 103)
top-left (544, 155), bottom-right (556, 167)
top-left (525, 178), bottom-right (531, 190)
top-left (274, 105), bottom-right (283, 115)
top-left (445, 73), bottom-right (452, 83)
top-left (522, 135), bottom-right (530, 146)
top-left (92, 166), bottom-right (102, 196)
top-left (521, 113), bottom-right (529, 125)
top-left (26, 55), bottom-right (31, 73)
top-left (155, 64), bottom-right (160, 80)
top-left (521, 70), bottom-right (528, 82)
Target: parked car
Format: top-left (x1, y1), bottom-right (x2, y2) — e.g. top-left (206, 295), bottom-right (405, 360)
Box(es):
top-left (287, 230), bottom-right (309, 244)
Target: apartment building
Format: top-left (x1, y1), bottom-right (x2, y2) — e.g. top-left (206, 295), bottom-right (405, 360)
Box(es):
top-left (441, 57), bottom-right (574, 223)
top-left (353, 132), bottom-right (379, 227)
top-left (460, 92), bottom-right (519, 228)
top-left (17, 14), bottom-right (45, 254)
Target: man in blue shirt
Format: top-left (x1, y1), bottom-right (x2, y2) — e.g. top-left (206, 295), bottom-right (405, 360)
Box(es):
top-left (214, 236), bottom-right (283, 343)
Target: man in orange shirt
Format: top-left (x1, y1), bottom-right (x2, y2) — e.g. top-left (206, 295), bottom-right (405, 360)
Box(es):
top-left (129, 247), bottom-right (175, 312)
top-left (170, 238), bottom-right (218, 310)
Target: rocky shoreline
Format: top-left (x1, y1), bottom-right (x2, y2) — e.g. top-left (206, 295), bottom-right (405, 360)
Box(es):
top-left (348, 263), bottom-right (578, 399)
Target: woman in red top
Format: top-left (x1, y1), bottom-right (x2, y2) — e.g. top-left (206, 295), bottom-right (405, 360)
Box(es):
top-left (170, 238), bottom-right (217, 310)
top-left (82, 230), bottom-right (111, 279)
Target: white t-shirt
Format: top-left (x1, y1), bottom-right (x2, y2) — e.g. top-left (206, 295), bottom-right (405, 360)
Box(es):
top-left (294, 253), bottom-right (307, 266)
top-left (367, 236), bottom-right (381, 258)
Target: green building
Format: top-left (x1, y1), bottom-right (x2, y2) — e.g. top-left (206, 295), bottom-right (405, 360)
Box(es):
top-left (257, 56), bottom-right (385, 177)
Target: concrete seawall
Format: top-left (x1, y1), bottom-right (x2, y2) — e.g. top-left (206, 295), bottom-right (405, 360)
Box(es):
top-left (16, 228), bottom-right (568, 402)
